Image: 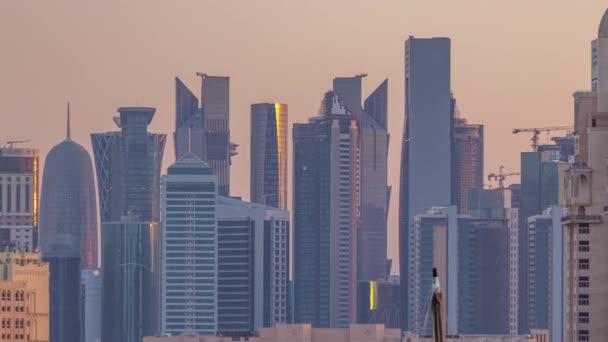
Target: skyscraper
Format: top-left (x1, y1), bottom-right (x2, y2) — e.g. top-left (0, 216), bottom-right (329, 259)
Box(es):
top-left (161, 155), bottom-right (218, 336)
top-left (451, 96), bottom-right (484, 214)
top-left (91, 107), bottom-right (166, 342)
top-left (399, 37), bottom-right (452, 330)
top-left (562, 8), bottom-right (608, 341)
top-left (174, 75), bottom-right (232, 196)
top-left (333, 76), bottom-right (390, 282)
top-left (0, 145), bottom-right (39, 251)
top-left (216, 196), bottom-right (290, 335)
top-left (40, 107), bottom-right (98, 342)
top-left (250, 103), bottom-right (288, 209)
top-left (293, 91), bottom-right (359, 328)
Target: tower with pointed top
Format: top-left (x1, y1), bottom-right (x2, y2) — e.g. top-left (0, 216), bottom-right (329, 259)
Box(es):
top-left (40, 104), bottom-right (98, 342)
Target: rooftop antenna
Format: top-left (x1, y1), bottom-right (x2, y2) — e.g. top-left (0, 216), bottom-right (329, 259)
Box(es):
top-left (67, 102), bottom-right (71, 140)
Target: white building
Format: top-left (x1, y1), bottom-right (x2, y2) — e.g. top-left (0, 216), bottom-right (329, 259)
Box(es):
top-left (161, 154), bottom-right (218, 336)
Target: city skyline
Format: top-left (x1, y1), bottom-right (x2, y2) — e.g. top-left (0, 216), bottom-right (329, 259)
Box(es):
top-left (1, 1), bottom-right (606, 273)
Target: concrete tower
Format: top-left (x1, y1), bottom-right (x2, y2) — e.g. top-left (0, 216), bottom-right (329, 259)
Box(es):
top-left (562, 8), bottom-right (608, 342)
top-left (40, 105), bottom-right (98, 342)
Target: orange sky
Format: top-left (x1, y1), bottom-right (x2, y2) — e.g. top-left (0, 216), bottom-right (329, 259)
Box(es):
top-left (1, 0), bottom-right (605, 273)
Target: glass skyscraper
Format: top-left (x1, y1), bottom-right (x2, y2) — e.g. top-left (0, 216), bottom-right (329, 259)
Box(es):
top-left (40, 108), bottom-right (98, 342)
top-left (91, 107), bottom-right (166, 342)
top-left (399, 37), bottom-right (452, 330)
top-left (250, 102), bottom-right (288, 209)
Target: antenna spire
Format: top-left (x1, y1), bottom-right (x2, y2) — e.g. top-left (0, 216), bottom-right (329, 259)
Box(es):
top-left (67, 102), bottom-right (72, 140)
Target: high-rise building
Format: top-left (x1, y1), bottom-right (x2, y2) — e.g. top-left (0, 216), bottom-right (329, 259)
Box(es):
top-left (399, 36), bottom-right (452, 330)
top-left (161, 155), bottom-right (218, 336)
top-left (527, 207), bottom-right (563, 335)
top-left (101, 215), bottom-right (160, 342)
top-left (0, 145), bottom-right (38, 251)
top-left (40, 108), bottom-right (98, 342)
top-left (518, 152), bottom-right (567, 334)
top-left (174, 75), bottom-right (232, 196)
top-left (293, 91), bottom-right (359, 328)
top-left (0, 252), bottom-right (49, 342)
top-left (562, 8), bottom-right (608, 342)
top-left (333, 76), bottom-right (390, 282)
top-left (250, 103), bottom-right (288, 209)
top-left (451, 96), bottom-right (484, 214)
top-left (216, 196), bottom-right (289, 335)
top-left (356, 280), bottom-right (400, 329)
top-left (91, 107), bottom-right (166, 342)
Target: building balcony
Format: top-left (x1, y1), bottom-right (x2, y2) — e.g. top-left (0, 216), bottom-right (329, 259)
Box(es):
top-left (562, 215), bottom-right (602, 224)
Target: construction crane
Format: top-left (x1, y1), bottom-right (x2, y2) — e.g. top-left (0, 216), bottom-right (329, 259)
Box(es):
top-left (4, 140), bottom-right (30, 148)
top-left (488, 165), bottom-right (520, 189)
top-left (512, 126), bottom-right (573, 152)
top-left (431, 268), bottom-right (445, 342)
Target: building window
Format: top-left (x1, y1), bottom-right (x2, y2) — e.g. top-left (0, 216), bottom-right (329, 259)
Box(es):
top-left (578, 329), bottom-right (589, 341)
top-left (579, 241), bottom-right (590, 252)
top-left (579, 259), bottom-right (590, 270)
top-left (579, 294), bottom-right (590, 306)
top-left (579, 224), bottom-right (590, 234)
top-left (578, 276), bottom-right (590, 288)
top-left (578, 312), bottom-right (589, 324)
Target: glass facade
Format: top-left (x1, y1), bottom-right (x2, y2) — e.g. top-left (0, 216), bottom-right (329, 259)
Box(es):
top-left (101, 218), bottom-right (160, 342)
top-left (250, 103), bottom-right (288, 209)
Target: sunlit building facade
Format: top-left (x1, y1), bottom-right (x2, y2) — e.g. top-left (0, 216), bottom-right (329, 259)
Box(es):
top-left (250, 103), bottom-right (288, 209)
top-left (0, 147), bottom-right (39, 252)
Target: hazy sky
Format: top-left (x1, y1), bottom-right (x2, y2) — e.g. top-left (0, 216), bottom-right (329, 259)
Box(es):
top-left (1, 0), bottom-right (605, 273)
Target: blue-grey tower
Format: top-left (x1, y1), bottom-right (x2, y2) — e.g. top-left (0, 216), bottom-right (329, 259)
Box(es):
top-left (399, 37), bottom-right (452, 330)
top-left (91, 107), bottom-right (166, 342)
top-left (40, 104), bottom-right (98, 342)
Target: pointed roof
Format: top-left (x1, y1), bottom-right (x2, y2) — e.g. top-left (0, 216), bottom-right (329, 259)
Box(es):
top-left (600, 8), bottom-right (608, 38)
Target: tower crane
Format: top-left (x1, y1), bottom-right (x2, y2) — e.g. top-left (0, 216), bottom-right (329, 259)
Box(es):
top-left (488, 165), bottom-right (520, 189)
top-left (512, 126), bottom-right (573, 152)
top-left (431, 268), bottom-right (445, 342)
top-left (4, 140), bottom-right (30, 148)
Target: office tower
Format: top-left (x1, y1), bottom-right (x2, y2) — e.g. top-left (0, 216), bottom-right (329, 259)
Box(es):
top-left (0, 252), bottom-right (49, 342)
top-left (174, 75), bottom-right (232, 196)
top-left (527, 206), bottom-right (563, 337)
top-left (40, 109), bottom-right (97, 342)
top-left (509, 184), bottom-right (522, 209)
top-left (356, 280), bottom-right (401, 329)
top-left (538, 134), bottom-right (575, 163)
top-left (293, 91), bottom-right (359, 328)
top-left (399, 37), bottom-right (452, 330)
top-left (81, 269), bottom-right (101, 342)
top-left (250, 103), bottom-right (288, 209)
top-left (0, 145), bottom-right (38, 251)
top-left (518, 152), bottom-right (567, 334)
top-left (101, 214), bottom-right (160, 342)
top-left (409, 206), bottom-right (458, 336)
top-left (562, 8), bottom-right (608, 342)
top-left (216, 196), bottom-right (289, 335)
top-left (333, 75), bottom-right (390, 282)
top-left (451, 96), bottom-right (484, 214)
top-left (161, 155), bottom-right (218, 336)
top-left (91, 107), bottom-right (166, 342)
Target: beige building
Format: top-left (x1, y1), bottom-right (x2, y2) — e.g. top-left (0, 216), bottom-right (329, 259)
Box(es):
top-left (145, 324), bottom-right (401, 342)
top-left (0, 252), bottom-right (49, 342)
top-left (561, 7), bottom-right (608, 342)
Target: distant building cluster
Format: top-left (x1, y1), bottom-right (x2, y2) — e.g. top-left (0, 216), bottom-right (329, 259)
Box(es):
top-left (2, 6), bottom-right (608, 342)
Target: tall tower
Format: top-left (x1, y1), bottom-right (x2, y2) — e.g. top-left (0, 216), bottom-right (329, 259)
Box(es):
top-left (562, 8), bottom-right (608, 342)
top-left (333, 76), bottom-right (390, 282)
top-left (250, 103), bottom-right (288, 209)
top-left (40, 106), bottom-right (98, 342)
top-left (293, 91), bottom-right (359, 328)
top-left (174, 75), bottom-right (232, 196)
top-left (399, 37), bottom-right (452, 330)
top-left (91, 107), bottom-right (166, 342)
